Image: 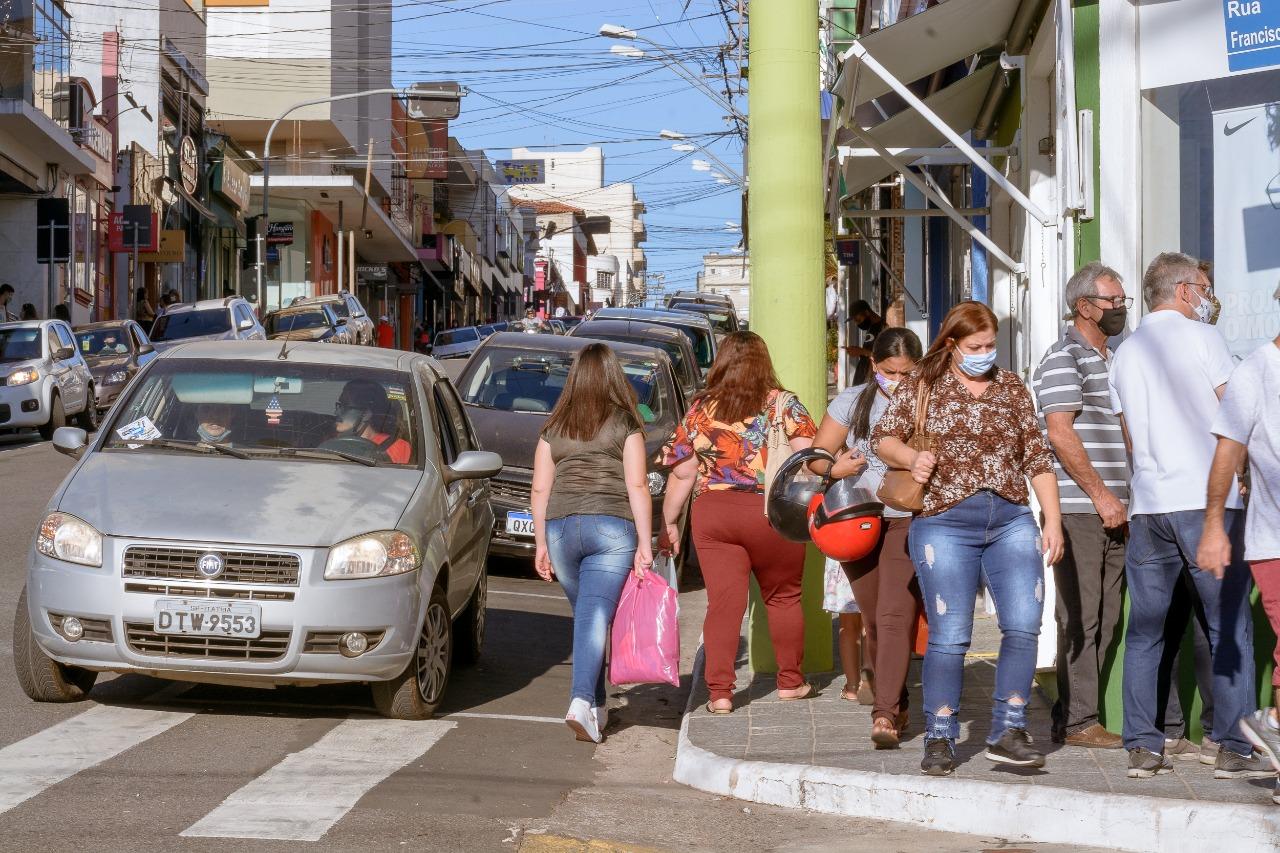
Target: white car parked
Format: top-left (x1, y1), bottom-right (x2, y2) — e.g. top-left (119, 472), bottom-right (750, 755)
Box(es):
top-left (0, 320), bottom-right (98, 438)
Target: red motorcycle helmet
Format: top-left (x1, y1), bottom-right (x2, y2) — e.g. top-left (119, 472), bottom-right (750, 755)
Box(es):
top-left (767, 448), bottom-right (837, 542)
top-left (807, 477), bottom-right (885, 562)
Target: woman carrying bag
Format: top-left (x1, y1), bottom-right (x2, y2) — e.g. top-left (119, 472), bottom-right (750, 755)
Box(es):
top-left (660, 332), bottom-right (817, 714)
top-left (813, 327), bottom-right (924, 748)
top-left (872, 302), bottom-right (1063, 776)
top-left (531, 343), bottom-right (654, 744)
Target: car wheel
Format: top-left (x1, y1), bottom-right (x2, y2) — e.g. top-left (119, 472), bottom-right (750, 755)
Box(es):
top-left (74, 388), bottom-right (99, 432)
top-left (371, 585), bottom-right (452, 720)
top-left (37, 393), bottom-right (64, 441)
top-left (453, 568), bottom-right (487, 666)
top-left (12, 588), bottom-right (97, 702)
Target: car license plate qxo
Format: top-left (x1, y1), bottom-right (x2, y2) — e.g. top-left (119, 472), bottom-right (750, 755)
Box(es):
top-left (154, 599), bottom-right (262, 639)
top-left (505, 511), bottom-right (535, 537)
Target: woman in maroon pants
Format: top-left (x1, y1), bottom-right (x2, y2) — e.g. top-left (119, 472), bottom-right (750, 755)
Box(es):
top-left (660, 332), bottom-right (817, 713)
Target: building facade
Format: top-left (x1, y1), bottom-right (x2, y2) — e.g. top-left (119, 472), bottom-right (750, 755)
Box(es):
top-left (696, 252), bottom-right (750, 322)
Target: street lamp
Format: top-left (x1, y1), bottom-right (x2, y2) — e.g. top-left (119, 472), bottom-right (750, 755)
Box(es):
top-left (608, 44), bottom-right (646, 60)
top-left (663, 128), bottom-right (744, 185)
top-left (691, 160), bottom-right (712, 172)
top-left (599, 23), bottom-right (744, 122)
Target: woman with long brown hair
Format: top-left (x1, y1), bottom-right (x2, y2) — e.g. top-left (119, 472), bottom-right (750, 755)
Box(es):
top-left (660, 332), bottom-right (817, 713)
top-left (531, 343), bottom-right (654, 743)
top-left (873, 301), bottom-right (1063, 776)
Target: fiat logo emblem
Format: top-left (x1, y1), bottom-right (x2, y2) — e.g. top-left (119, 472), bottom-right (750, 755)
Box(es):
top-left (196, 552), bottom-right (225, 579)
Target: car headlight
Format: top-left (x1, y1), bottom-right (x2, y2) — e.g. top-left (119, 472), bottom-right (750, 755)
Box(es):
top-left (324, 531), bottom-right (419, 580)
top-left (6, 368), bottom-right (38, 386)
top-left (37, 513), bottom-right (102, 567)
top-left (647, 471), bottom-right (666, 496)
top-left (106, 370), bottom-right (128, 385)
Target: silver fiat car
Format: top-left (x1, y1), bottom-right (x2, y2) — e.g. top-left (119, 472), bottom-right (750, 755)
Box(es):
top-left (14, 340), bottom-right (500, 719)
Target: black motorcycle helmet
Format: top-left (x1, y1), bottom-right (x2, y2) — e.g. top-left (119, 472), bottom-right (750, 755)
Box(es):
top-left (767, 447), bottom-right (837, 542)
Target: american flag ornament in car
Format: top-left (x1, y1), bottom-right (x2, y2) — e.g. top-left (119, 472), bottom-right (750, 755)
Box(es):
top-left (266, 396), bottom-right (283, 425)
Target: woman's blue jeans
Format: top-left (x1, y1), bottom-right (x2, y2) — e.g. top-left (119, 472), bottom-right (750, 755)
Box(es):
top-left (547, 514), bottom-right (637, 706)
top-left (908, 491), bottom-right (1045, 745)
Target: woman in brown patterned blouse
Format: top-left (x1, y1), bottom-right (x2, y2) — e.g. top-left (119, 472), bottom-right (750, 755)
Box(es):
top-left (872, 301), bottom-right (1063, 777)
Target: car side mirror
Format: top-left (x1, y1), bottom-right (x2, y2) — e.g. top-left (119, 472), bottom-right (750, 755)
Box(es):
top-left (444, 450), bottom-right (503, 483)
top-left (55, 345), bottom-right (75, 361)
top-left (335, 318), bottom-right (348, 326)
top-left (138, 343), bottom-right (154, 355)
top-left (238, 318), bottom-right (255, 331)
top-left (52, 426), bottom-right (87, 459)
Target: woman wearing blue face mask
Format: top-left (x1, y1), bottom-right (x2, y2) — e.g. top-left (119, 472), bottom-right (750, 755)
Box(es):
top-left (872, 301), bottom-right (1064, 777)
top-left (813, 327), bottom-right (924, 748)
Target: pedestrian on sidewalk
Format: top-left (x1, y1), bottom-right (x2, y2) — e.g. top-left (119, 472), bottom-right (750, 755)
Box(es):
top-left (820, 558), bottom-right (867, 703)
top-left (873, 301), bottom-right (1062, 776)
top-left (0, 283), bottom-right (16, 322)
top-left (1032, 262), bottom-right (1130, 751)
top-left (813, 326), bottom-right (924, 748)
top-left (660, 331), bottom-right (817, 714)
top-left (135, 288), bottom-right (155, 328)
top-left (1108, 251), bottom-right (1266, 781)
top-left (376, 315), bottom-right (395, 349)
top-left (530, 343), bottom-right (654, 744)
top-left (19, 303), bottom-right (37, 321)
top-left (1198, 311), bottom-right (1280, 803)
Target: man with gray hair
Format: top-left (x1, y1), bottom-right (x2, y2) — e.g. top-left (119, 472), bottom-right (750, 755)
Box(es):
top-left (1109, 252), bottom-right (1268, 780)
top-left (1033, 261), bottom-right (1130, 749)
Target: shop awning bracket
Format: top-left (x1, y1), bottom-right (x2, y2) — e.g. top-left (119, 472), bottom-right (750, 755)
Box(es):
top-left (840, 40), bottom-right (1057, 229)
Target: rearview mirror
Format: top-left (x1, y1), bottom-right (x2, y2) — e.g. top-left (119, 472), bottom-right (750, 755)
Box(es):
top-left (444, 450), bottom-right (503, 483)
top-left (52, 426), bottom-right (87, 459)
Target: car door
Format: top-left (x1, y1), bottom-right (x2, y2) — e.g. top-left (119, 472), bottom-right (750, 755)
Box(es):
top-left (434, 380), bottom-right (487, 602)
top-left (130, 322), bottom-right (156, 372)
top-left (345, 297), bottom-right (369, 344)
top-left (51, 323), bottom-right (89, 411)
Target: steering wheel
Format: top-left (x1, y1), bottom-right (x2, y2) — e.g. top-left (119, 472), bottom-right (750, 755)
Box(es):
top-left (317, 434), bottom-right (389, 463)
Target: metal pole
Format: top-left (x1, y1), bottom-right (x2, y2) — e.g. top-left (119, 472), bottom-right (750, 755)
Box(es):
top-left (746, 0), bottom-right (831, 673)
top-left (47, 221), bottom-right (56, 320)
top-left (131, 226), bottom-right (139, 324)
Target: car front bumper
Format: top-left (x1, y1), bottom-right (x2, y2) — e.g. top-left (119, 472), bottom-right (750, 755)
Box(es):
top-left (0, 379), bottom-right (48, 428)
top-left (27, 537), bottom-right (426, 687)
top-left (94, 381), bottom-right (127, 409)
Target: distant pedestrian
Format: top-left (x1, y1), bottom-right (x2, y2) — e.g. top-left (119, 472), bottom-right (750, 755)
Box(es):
top-left (0, 284), bottom-right (16, 322)
top-left (53, 304), bottom-right (69, 322)
top-left (1198, 310), bottom-right (1280, 802)
top-left (1032, 262), bottom-right (1130, 750)
top-left (873, 301), bottom-right (1062, 776)
top-left (1109, 251), bottom-right (1266, 780)
top-left (376, 315), bottom-right (395, 349)
top-left (813, 326), bottom-right (924, 748)
top-left (530, 343), bottom-right (654, 743)
top-left (843, 299), bottom-right (888, 385)
top-left (135, 288), bottom-right (155, 328)
top-left (20, 303), bottom-right (37, 321)
top-left (661, 332), bottom-right (817, 714)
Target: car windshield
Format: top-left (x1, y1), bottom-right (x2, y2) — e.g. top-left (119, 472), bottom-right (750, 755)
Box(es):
top-left (460, 347), bottom-right (665, 421)
top-left (103, 359), bottom-right (419, 467)
top-left (266, 310), bottom-right (328, 334)
top-left (478, 324), bottom-right (498, 337)
top-left (576, 331), bottom-right (688, 383)
top-left (673, 304), bottom-right (733, 332)
top-left (436, 328), bottom-right (479, 345)
top-left (76, 328), bottom-right (130, 357)
top-left (151, 309), bottom-right (231, 341)
top-left (0, 328), bottom-right (40, 363)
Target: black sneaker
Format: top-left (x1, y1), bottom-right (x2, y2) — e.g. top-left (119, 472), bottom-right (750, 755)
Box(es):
top-left (1127, 747), bottom-right (1173, 778)
top-left (985, 728), bottom-right (1045, 768)
top-left (920, 738), bottom-right (956, 776)
top-left (1213, 749), bottom-right (1277, 780)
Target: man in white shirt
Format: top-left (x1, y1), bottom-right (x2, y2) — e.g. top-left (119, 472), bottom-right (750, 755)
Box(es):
top-left (1109, 252), bottom-right (1265, 780)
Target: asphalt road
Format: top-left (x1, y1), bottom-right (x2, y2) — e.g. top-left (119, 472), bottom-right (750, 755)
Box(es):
top-left (0, 436), bottom-right (1112, 853)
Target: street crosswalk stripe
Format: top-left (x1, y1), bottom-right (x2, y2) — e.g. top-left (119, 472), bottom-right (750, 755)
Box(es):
top-left (0, 704), bottom-right (193, 815)
top-left (181, 717), bottom-right (456, 841)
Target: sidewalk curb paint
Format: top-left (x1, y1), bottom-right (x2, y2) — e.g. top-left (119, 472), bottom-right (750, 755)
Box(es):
top-left (672, 645), bottom-right (1280, 853)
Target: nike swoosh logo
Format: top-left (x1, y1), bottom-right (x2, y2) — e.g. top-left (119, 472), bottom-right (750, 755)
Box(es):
top-left (1225, 117), bottom-right (1256, 136)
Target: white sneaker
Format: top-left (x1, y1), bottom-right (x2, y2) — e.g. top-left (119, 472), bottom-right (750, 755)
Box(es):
top-left (594, 705), bottom-right (609, 733)
top-left (566, 698), bottom-right (601, 743)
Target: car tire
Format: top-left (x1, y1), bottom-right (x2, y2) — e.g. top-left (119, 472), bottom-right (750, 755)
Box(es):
top-left (12, 588), bottom-right (97, 702)
top-left (37, 393), bottom-right (64, 442)
top-left (453, 568), bottom-right (486, 666)
top-left (74, 387), bottom-right (99, 432)
top-left (371, 584), bottom-right (452, 720)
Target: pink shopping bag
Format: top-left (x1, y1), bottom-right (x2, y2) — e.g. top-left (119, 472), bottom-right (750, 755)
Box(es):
top-left (609, 570), bottom-right (680, 687)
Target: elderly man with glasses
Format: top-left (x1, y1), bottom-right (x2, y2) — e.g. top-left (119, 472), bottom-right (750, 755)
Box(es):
top-left (1033, 262), bottom-right (1132, 750)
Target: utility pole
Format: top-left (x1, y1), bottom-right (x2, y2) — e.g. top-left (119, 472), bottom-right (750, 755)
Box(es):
top-left (747, 0), bottom-right (832, 673)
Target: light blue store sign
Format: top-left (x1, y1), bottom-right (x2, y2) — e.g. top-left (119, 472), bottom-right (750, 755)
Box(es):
top-left (1224, 0), bottom-right (1280, 72)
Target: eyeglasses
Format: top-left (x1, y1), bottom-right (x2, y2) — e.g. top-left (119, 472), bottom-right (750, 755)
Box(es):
top-left (1085, 295), bottom-right (1134, 309)
top-left (1179, 281), bottom-right (1214, 297)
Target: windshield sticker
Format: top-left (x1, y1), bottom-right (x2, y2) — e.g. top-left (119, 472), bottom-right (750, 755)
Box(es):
top-left (265, 396), bottom-right (283, 425)
top-left (116, 416), bottom-right (161, 447)
top-left (386, 384), bottom-right (406, 402)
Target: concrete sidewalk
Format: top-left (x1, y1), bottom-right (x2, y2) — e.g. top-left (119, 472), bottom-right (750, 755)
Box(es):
top-left (673, 607), bottom-right (1280, 853)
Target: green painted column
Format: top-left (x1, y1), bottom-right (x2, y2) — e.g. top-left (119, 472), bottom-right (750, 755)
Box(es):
top-left (746, 0), bottom-right (833, 674)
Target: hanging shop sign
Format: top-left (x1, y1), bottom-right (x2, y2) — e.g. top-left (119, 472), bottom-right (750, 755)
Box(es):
top-left (140, 229), bottom-right (186, 263)
top-left (495, 159), bottom-right (545, 185)
top-left (357, 264), bottom-right (388, 281)
top-left (833, 237), bottom-right (860, 266)
top-left (266, 221), bottom-right (295, 245)
top-left (213, 156), bottom-right (251, 210)
top-left (179, 136), bottom-right (199, 195)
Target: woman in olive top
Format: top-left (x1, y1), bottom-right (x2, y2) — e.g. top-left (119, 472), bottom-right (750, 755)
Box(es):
top-left (531, 343), bottom-right (654, 744)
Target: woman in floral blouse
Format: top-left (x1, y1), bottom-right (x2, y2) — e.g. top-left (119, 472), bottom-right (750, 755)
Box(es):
top-left (872, 301), bottom-right (1063, 776)
top-left (661, 332), bottom-right (817, 713)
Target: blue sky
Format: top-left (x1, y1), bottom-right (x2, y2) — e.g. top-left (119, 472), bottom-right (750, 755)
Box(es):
top-left (391, 0), bottom-right (745, 299)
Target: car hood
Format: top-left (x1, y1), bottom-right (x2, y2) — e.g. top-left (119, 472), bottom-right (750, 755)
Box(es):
top-left (467, 405), bottom-right (672, 470)
top-left (85, 354), bottom-right (129, 373)
top-left (58, 452), bottom-right (424, 547)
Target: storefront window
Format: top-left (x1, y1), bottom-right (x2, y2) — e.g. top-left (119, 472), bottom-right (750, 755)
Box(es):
top-left (264, 198), bottom-right (310, 312)
top-left (1142, 67), bottom-right (1280, 360)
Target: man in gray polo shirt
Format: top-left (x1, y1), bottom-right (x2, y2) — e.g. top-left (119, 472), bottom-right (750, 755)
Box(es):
top-left (1032, 261), bottom-right (1131, 749)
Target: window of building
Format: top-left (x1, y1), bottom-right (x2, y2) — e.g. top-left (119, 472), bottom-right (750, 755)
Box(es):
top-left (33, 0), bottom-right (71, 126)
top-left (596, 270), bottom-right (614, 289)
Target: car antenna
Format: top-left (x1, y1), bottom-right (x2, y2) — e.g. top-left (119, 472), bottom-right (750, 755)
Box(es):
top-left (277, 337), bottom-right (290, 360)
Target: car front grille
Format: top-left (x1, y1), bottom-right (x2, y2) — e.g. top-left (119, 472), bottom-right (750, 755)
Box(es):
top-left (124, 582), bottom-right (295, 602)
top-left (489, 479), bottom-right (531, 506)
top-left (0, 403), bottom-right (10, 424)
top-left (122, 546), bottom-right (300, 585)
top-left (303, 630), bottom-right (387, 654)
top-left (124, 622), bottom-right (291, 661)
top-left (48, 613), bottom-right (113, 642)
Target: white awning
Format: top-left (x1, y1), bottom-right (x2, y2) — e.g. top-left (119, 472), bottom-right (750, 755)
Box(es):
top-left (251, 175), bottom-right (417, 263)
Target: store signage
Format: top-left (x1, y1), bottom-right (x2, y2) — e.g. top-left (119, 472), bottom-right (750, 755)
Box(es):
top-left (1223, 0), bottom-right (1280, 71)
top-left (496, 159), bottom-right (545, 185)
top-left (357, 264), bottom-right (388, 281)
top-left (407, 119), bottom-right (448, 180)
top-left (179, 136), bottom-right (198, 195)
top-left (108, 206), bottom-right (158, 252)
top-left (833, 237), bottom-right (860, 266)
top-left (213, 156), bottom-right (250, 210)
top-left (266, 221), bottom-right (294, 245)
top-left (140, 229), bottom-right (185, 263)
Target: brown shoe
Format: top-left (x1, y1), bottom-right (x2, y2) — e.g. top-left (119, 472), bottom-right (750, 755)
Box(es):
top-left (1064, 723), bottom-right (1123, 749)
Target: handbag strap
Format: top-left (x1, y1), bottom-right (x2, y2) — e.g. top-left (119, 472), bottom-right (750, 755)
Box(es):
top-left (912, 379), bottom-right (931, 438)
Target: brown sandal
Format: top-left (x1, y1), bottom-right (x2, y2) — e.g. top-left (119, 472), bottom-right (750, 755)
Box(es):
top-left (871, 715), bottom-right (901, 749)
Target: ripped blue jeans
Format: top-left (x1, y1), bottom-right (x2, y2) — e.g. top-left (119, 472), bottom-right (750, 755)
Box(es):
top-left (908, 491), bottom-right (1045, 745)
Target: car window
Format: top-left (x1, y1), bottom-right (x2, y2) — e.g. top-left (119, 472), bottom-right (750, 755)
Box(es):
top-left (460, 346), bottom-right (664, 420)
top-left (435, 328), bottom-right (479, 346)
top-left (55, 323), bottom-right (75, 350)
top-left (236, 304), bottom-right (255, 329)
top-left (328, 299), bottom-right (351, 319)
top-left (430, 383), bottom-right (460, 464)
top-left (151, 308), bottom-right (232, 341)
top-left (438, 383), bottom-right (475, 452)
top-left (346, 297), bottom-right (364, 318)
top-left (130, 324), bottom-right (147, 350)
top-left (77, 327), bottom-right (130, 356)
top-left (0, 328), bottom-right (41, 363)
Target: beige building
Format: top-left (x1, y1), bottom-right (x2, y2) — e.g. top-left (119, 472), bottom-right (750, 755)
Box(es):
top-left (696, 252), bottom-right (750, 322)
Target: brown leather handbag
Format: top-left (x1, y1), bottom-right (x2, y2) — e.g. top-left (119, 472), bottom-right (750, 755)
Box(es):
top-left (876, 379), bottom-right (936, 513)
